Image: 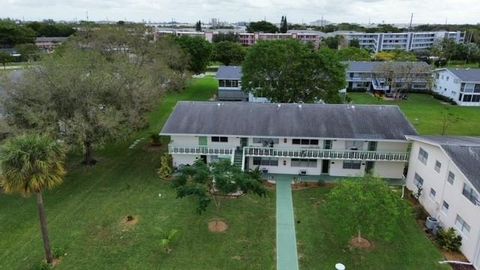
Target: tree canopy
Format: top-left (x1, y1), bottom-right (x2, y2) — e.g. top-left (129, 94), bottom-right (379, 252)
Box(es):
top-left (2, 26), bottom-right (189, 165)
top-left (174, 35), bottom-right (213, 74)
top-left (374, 50), bottom-right (417, 61)
top-left (246, 21), bottom-right (279, 33)
top-left (337, 47), bottom-right (371, 61)
top-left (0, 19), bottom-right (36, 47)
top-left (242, 40), bottom-right (346, 103)
top-left (213, 41), bottom-right (246, 66)
top-left (172, 160), bottom-right (266, 214)
top-left (325, 176), bottom-right (410, 243)
top-left (280, 16), bottom-right (288, 33)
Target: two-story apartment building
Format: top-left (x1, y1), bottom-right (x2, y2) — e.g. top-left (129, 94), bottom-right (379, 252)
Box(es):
top-left (161, 102), bottom-right (417, 180)
top-left (216, 66), bottom-right (247, 101)
top-left (433, 68), bottom-right (480, 106)
top-left (216, 66), bottom-right (269, 103)
top-left (405, 136), bottom-right (480, 269)
top-left (345, 61), bottom-right (431, 93)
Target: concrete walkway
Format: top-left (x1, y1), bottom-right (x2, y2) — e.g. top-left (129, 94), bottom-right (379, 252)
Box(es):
top-left (276, 178), bottom-right (299, 270)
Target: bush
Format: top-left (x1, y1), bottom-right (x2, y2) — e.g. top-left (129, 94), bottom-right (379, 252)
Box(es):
top-left (36, 261), bottom-right (52, 270)
top-left (436, 227), bottom-right (462, 252)
top-left (158, 153), bottom-right (173, 180)
top-left (53, 246), bottom-right (66, 258)
top-left (150, 132), bottom-right (161, 146)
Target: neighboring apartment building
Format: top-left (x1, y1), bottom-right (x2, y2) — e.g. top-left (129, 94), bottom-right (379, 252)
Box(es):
top-left (216, 66), bottom-right (247, 101)
top-left (35, 37), bottom-right (69, 53)
top-left (433, 68), bottom-right (480, 106)
top-left (405, 136), bottom-right (480, 269)
top-left (160, 102), bottom-right (417, 179)
top-left (345, 61), bottom-right (431, 93)
top-left (337, 31), bottom-right (464, 53)
top-left (216, 66), bottom-right (269, 103)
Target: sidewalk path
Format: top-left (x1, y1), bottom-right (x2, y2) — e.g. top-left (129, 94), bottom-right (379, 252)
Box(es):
top-left (276, 178), bottom-right (299, 270)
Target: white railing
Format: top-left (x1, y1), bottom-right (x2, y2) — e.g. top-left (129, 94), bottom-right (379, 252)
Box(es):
top-left (243, 146), bottom-right (409, 162)
top-left (168, 145), bottom-right (235, 156)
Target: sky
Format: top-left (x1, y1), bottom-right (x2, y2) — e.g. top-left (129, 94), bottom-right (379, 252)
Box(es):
top-left (2, 0), bottom-right (480, 25)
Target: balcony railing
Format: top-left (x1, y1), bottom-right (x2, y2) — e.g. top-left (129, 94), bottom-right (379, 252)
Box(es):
top-left (243, 146), bottom-right (409, 162)
top-left (169, 145), bottom-right (234, 156)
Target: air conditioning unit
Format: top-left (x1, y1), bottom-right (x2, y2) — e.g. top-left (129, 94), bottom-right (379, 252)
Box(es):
top-left (299, 170), bottom-right (307, 175)
top-left (261, 168), bottom-right (269, 174)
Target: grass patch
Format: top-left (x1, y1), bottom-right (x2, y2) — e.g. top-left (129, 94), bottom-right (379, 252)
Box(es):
top-left (0, 76), bottom-right (276, 270)
top-left (293, 188), bottom-right (450, 270)
top-left (349, 93), bottom-right (480, 135)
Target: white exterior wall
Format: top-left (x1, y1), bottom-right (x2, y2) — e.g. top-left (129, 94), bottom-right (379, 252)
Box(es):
top-left (406, 141), bottom-right (480, 268)
top-left (433, 70), bottom-right (462, 101)
top-left (172, 154), bottom-right (199, 167)
top-left (168, 135), bottom-right (408, 179)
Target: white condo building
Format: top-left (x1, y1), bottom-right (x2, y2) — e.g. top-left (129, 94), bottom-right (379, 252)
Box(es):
top-left (161, 102), bottom-right (417, 180)
top-left (337, 31), bottom-right (464, 52)
top-left (433, 68), bottom-right (480, 106)
top-left (405, 136), bottom-right (480, 269)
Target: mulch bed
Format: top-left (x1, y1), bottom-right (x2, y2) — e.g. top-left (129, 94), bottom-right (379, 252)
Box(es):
top-left (349, 236), bottom-right (375, 251)
top-left (208, 219), bottom-right (228, 233)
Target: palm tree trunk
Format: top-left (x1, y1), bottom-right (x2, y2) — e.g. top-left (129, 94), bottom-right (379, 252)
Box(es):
top-left (36, 192), bottom-right (53, 264)
top-left (83, 140), bottom-right (96, 165)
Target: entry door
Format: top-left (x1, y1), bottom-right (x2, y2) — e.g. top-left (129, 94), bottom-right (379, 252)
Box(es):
top-left (321, 160), bottom-right (330, 174)
top-left (365, 161), bottom-right (375, 174)
top-left (199, 136), bottom-right (207, 146)
top-left (240, 138), bottom-right (248, 147)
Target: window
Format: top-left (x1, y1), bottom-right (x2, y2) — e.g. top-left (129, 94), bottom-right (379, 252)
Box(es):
top-left (441, 201), bottom-right (449, 213)
top-left (343, 160), bottom-right (362, 169)
top-left (429, 188), bottom-right (436, 199)
top-left (252, 157), bottom-right (279, 166)
top-left (462, 183), bottom-right (479, 205)
top-left (253, 138), bottom-right (279, 145)
top-left (455, 215), bottom-right (471, 234)
top-left (345, 141), bottom-right (364, 150)
top-left (211, 136), bottom-right (228, 143)
top-left (473, 95), bottom-right (480, 102)
top-left (291, 159), bottom-right (317, 168)
top-left (418, 148), bottom-right (428, 165)
top-left (447, 171), bottom-right (455, 185)
top-left (463, 95), bottom-right (473, 102)
top-left (414, 173), bottom-right (424, 187)
top-left (292, 139), bottom-right (319, 145)
top-left (434, 161), bottom-right (442, 172)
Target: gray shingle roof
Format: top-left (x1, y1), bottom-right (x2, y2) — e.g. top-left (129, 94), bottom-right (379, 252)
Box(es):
top-left (407, 136), bottom-right (480, 192)
top-left (448, 68), bottom-right (480, 82)
top-left (216, 66), bottom-right (242, 80)
top-left (161, 101), bottom-right (418, 140)
top-left (344, 61), bottom-right (430, 73)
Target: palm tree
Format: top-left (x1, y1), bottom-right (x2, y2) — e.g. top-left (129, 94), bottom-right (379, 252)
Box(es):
top-left (0, 134), bottom-right (66, 264)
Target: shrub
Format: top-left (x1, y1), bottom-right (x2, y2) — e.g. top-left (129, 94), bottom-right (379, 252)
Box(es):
top-left (53, 246), bottom-right (66, 258)
top-left (436, 227), bottom-right (462, 252)
top-left (37, 261), bottom-right (52, 270)
top-left (431, 92), bottom-right (457, 105)
top-left (150, 132), bottom-right (161, 146)
top-left (159, 229), bottom-right (179, 253)
top-left (158, 153), bottom-right (173, 180)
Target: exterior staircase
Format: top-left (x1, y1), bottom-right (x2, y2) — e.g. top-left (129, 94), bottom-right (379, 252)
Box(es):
top-left (233, 149), bottom-right (243, 169)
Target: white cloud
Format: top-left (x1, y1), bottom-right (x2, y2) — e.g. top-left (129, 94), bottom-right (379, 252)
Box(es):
top-left (1, 0), bottom-right (479, 24)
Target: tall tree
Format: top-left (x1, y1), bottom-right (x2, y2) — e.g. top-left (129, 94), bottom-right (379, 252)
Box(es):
top-left (246, 21), bottom-right (279, 33)
top-left (172, 160), bottom-right (266, 214)
top-left (195, 20), bottom-right (202, 32)
top-left (15, 43), bottom-right (41, 62)
top-left (213, 41), bottom-right (246, 65)
top-left (242, 40), bottom-right (346, 103)
top-left (174, 35), bottom-right (213, 74)
top-left (373, 61), bottom-right (431, 98)
top-left (280, 16), bottom-right (288, 33)
top-left (431, 38), bottom-right (458, 63)
top-left (0, 134), bottom-right (66, 265)
top-left (3, 27), bottom-right (189, 165)
top-left (325, 176), bottom-right (410, 243)
top-left (212, 32), bottom-right (239, 43)
top-left (349, 38), bottom-right (360, 48)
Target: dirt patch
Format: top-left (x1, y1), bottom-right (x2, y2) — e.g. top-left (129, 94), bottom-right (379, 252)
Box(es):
top-left (51, 258), bottom-right (62, 267)
top-left (120, 215), bottom-right (139, 231)
top-left (350, 236), bottom-right (374, 250)
top-left (264, 181), bottom-right (276, 190)
top-left (443, 250), bottom-right (469, 262)
top-left (208, 219), bottom-right (228, 233)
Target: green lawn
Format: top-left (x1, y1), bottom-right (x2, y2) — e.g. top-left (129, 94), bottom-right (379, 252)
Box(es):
top-left (0, 76), bottom-right (276, 270)
top-left (293, 188), bottom-right (449, 270)
top-left (349, 93), bottom-right (480, 135)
